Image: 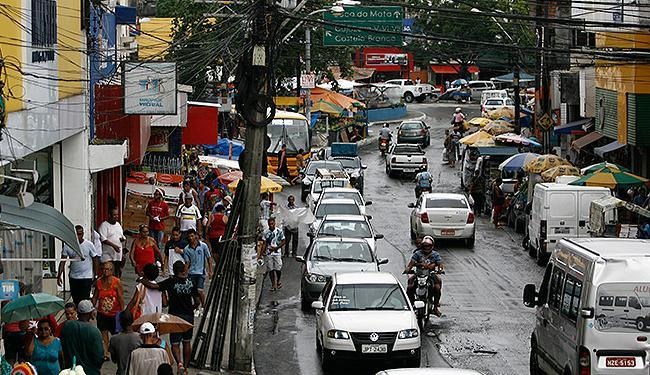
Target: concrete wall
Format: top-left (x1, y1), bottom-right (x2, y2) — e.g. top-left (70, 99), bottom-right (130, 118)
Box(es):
top-left (367, 106), bottom-right (407, 122)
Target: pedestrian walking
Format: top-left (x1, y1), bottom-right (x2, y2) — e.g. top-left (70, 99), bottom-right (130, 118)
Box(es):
top-left (163, 227), bottom-right (186, 277)
top-left (491, 177), bottom-right (505, 229)
top-left (176, 194), bottom-right (203, 240)
top-left (444, 130), bottom-right (456, 168)
top-left (98, 208), bottom-right (127, 278)
top-left (183, 229), bottom-right (212, 311)
top-left (259, 217), bottom-right (285, 291)
top-left (127, 263), bottom-right (163, 318)
top-left (196, 180), bottom-right (210, 212)
top-left (277, 144), bottom-right (290, 180)
top-left (283, 195), bottom-right (299, 257)
top-left (157, 261), bottom-right (200, 375)
top-left (109, 311), bottom-right (141, 375)
top-left (54, 303), bottom-right (77, 338)
top-left (92, 262), bottom-right (124, 361)
top-left (177, 180), bottom-right (198, 207)
top-left (145, 188), bottom-right (170, 250)
top-left (25, 319), bottom-right (63, 375)
top-left (207, 204), bottom-right (228, 262)
top-left (57, 225), bottom-right (101, 305)
top-left (60, 300), bottom-right (104, 375)
top-left (125, 322), bottom-right (169, 375)
top-left (129, 224), bottom-right (162, 276)
top-left (291, 149), bottom-right (305, 185)
top-left (468, 171), bottom-right (486, 216)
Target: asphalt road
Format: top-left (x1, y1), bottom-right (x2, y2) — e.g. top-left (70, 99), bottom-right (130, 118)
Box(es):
top-left (253, 102), bottom-right (545, 375)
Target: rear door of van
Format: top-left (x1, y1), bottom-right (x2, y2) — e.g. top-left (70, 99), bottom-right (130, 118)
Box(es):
top-left (546, 191), bottom-right (578, 245)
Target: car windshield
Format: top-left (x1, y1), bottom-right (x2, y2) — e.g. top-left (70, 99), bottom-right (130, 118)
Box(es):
top-left (321, 192), bottom-right (362, 205)
top-left (306, 162), bottom-right (343, 175)
top-left (313, 180), bottom-right (348, 194)
top-left (393, 145), bottom-right (423, 154)
top-left (485, 99), bottom-right (503, 105)
top-left (400, 122), bottom-right (422, 130)
top-left (426, 198), bottom-right (468, 209)
top-left (335, 158), bottom-right (360, 169)
top-left (329, 284), bottom-right (409, 311)
top-left (310, 241), bottom-right (373, 263)
top-left (318, 220), bottom-right (372, 238)
top-left (315, 203), bottom-right (361, 219)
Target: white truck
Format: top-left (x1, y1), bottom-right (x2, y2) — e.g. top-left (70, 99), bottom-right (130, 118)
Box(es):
top-left (385, 143), bottom-right (428, 177)
top-left (377, 79), bottom-right (439, 103)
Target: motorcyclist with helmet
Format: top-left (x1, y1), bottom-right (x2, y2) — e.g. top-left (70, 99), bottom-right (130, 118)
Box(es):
top-left (404, 236), bottom-right (444, 317)
top-left (414, 170), bottom-right (433, 199)
top-left (378, 123), bottom-right (392, 155)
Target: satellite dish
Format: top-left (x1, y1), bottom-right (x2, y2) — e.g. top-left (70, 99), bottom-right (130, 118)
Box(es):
top-left (17, 191), bottom-right (34, 208)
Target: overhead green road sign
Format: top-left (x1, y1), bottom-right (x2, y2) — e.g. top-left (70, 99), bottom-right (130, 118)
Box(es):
top-left (323, 6), bottom-right (403, 47)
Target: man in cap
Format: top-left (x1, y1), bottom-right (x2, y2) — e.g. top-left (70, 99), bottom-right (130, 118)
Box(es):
top-left (126, 322), bottom-right (169, 375)
top-left (60, 300), bottom-right (104, 375)
top-left (176, 193), bottom-right (203, 241)
top-left (403, 236), bottom-right (444, 317)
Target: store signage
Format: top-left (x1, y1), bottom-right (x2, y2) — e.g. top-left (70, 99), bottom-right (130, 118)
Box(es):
top-left (300, 74), bottom-right (316, 89)
top-left (323, 6), bottom-right (403, 47)
top-left (123, 62), bottom-right (177, 115)
top-left (0, 280), bottom-right (20, 301)
top-left (365, 53), bottom-right (408, 66)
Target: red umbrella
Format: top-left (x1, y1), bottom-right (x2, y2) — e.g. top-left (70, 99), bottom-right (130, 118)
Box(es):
top-left (217, 170), bottom-right (243, 185)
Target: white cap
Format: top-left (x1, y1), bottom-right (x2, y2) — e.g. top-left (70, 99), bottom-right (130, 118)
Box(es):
top-left (139, 322), bottom-right (156, 334)
top-left (77, 299), bottom-right (95, 314)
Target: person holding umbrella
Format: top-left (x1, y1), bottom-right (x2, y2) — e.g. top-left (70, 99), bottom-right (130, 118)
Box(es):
top-left (25, 319), bottom-right (63, 375)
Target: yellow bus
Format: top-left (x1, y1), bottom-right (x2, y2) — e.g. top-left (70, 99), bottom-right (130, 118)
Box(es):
top-left (267, 110), bottom-right (311, 177)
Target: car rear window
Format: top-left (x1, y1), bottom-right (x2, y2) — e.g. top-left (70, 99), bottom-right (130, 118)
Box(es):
top-left (306, 161), bottom-right (343, 175)
top-left (318, 221), bottom-right (371, 238)
top-left (400, 122), bottom-right (422, 130)
top-left (485, 99), bottom-right (503, 105)
top-left (393, 145), bottom-right (423, 154)
top-left (426, 198), bottom-right (468, 209)
top-left (321, 192), bottom-right (362, 205)
top-left (315, 203), bottom-right (361, 218)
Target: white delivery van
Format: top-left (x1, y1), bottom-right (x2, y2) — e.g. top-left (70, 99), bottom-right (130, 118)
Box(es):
top-left (480, 89), bottom-right (508, 105)
top-left (523, 238), bottom-right (650, 375)
top-left (526, 183), bottom-right (610, 265)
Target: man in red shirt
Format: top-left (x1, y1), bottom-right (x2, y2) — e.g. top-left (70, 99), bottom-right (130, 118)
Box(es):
top-left (146, 188), bottom-right (170, 249)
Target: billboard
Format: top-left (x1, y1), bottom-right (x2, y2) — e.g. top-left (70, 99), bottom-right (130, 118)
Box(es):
top-left (365, 53), bottom-right (408, 66)
top-left (123, 62), bottom-right (177, 115)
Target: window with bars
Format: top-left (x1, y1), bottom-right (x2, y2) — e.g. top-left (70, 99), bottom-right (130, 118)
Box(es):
top-left (31, 0), bottom-right (57, 47)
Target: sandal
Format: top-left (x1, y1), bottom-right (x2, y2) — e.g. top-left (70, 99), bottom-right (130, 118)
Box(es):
top-left (277, 283), bottom-right (283, 289)
top-left (270, 287), bottom-right (276, 291)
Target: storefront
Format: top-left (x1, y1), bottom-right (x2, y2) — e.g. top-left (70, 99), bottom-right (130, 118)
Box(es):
top-left (356, 47), bottom-right (414, 82)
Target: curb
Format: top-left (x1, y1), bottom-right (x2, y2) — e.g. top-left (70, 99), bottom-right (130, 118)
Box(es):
top-left (358, 110), bottom-right (427, 148)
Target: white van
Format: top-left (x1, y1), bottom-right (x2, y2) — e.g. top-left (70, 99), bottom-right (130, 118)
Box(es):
top-left (480, 89), bottom-right (508, 105)
top-left (526, 183), bottom-right (610, 265)
top-left (523, 238), bottom-right (650, 375)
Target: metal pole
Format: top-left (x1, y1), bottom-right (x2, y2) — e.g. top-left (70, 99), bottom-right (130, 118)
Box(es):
top-left (305, 27), bottom-right (311, 125)
top-left (513, 65), bottom-right (521, 135)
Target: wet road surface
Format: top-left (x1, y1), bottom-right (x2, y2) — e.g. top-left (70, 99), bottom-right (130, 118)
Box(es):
top-left (253, 102), bottom-right (544, 375)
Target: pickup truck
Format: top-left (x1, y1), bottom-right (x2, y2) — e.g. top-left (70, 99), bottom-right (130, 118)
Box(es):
top-left (376, 79), bottom-right (439, 103)
top-left (385, 143), bottom-right (428, 178)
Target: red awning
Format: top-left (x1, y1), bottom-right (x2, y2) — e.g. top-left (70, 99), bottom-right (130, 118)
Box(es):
top-left (430, 65), bottom-right (480, 74)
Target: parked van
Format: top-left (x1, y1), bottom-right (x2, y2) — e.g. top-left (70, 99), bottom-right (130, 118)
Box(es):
top-left (526, 183), bottom-right (610, 265)
top-left (523, 238), bottom-right (650, 375)
top-left (480, 89), bottom-right (508, 105)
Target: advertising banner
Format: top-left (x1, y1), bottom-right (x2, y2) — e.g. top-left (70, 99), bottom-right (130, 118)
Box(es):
top-left (123, 62), bottom-right (177, 115)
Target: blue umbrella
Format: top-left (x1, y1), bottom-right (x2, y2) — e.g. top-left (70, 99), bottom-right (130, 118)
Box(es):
top-left (451, 78), bottom-right (468, 87)
top-left (498, 152), bottom-right (540, 172)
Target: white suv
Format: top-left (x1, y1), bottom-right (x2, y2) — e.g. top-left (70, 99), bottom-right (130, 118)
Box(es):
top-left (312, 272), bottom-right (423, 370)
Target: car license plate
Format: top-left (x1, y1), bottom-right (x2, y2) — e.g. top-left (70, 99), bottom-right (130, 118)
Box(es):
top-left (361, 344), bottom-right (388, 354)
top-left (554, 227), bottom-right (570, 234)
top-left (605, 357), bottom-right (636, 367)
top-left (441, 229), bottom-right (455, 235)
top-left (404, 168), bottom-right (415, 173)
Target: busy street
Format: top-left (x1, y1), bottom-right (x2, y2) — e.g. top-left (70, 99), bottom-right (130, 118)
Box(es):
top-left (253, 102), bottom-right (545, 375)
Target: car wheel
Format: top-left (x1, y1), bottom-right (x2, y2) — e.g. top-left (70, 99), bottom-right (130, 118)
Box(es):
top-left (410, 225), bottom-right (416, 241)
top-left (452, 93), bottom-right (460, 101)
top-left (301, 190), bottom-right (308, 202)
top-left (316, 332), bottom-right (322, 353)
top-left (405, 349), bottom-right (421, 368)
top-left (404, 92), bottom-right (414, 103)
top-left (300, 292), bottom-right (311, 312)
top-left (426, 137), bottom-right (430, 147)
top-left (466, 235), bottom-right (475, 249)
top-left (515, 218), bottom-right (524, 234)
top-left (536, 247), bottom-right (548, 266)
top-left (637, 318), bottom-right (647, 331)
top-left (528, 240), bottom-right (537, 258)
top-left (530, 338), bottom-right (542, 375)
top-left (321, 342), bottom-right (334, 371)
top-left (415, 95), bottom-right (425, 103)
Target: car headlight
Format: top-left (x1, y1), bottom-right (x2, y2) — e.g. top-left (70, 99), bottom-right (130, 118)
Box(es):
top-left (327, 330), bottom-right (350, 339)
top-left (398, 329), bottom-right (419, 339)
top-left (307, 273), bottom-right (327, 283)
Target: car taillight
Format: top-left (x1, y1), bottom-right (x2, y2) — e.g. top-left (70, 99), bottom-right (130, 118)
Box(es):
top-left (579, 346), bottom-right (590, 375)
top-left (420, 212), bottom-right (429, 223)
top-left (398, 130), bottom-right (403, 135)
top-left (467, 212), bottom-right (475, 224)
top-left (540, 220), bottom-right (547, 239)
top-left (421, 129), bottom-right (426, 135)
top-left (391, 157), bottom-right (396, 164)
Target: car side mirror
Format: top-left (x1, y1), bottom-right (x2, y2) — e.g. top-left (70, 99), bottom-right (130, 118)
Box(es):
top-left (580, 307), bottom-right (594, 319)
top-left (361, 164), bottom-right (367, 169)
top-left (374, 233), bottom-right (384, 239)
top-left (523, 283), bottom-right (538, 308)
top-left (295, 255), bottom-right (305, 263)
top-left (307, 232), bottom-right (314, 238)
top-left (365, 200), bottom-right (373, 206)
top-left (378, 258), bottom-right (389, 265)
top-left (366, 215), bottom-right (373, 220)
top-left (413, 301), bottom-right (425, 309)
top-left (311, 301), bottom-right (324, 310)
top-left (407, 203), bottom-right (415, 208)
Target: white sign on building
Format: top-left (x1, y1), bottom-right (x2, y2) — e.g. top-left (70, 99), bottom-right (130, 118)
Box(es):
top-left (300, 74), bottom-right (316, 89)
top-left (124, 62), bottom-right (177, 115)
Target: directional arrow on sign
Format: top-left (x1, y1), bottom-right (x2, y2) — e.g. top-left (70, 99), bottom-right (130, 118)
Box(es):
top-left (537, 113), bottom-right (554, 131)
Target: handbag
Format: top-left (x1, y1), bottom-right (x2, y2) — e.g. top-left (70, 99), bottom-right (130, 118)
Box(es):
top-left (129, 284), bottom-right (144, 321)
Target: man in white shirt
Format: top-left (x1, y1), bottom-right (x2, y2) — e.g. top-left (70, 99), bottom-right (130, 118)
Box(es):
top-left (57, 225), bottom-right (101, 305)
top-left (176, 194), bottom-right (202, 240)
top-left (98, 208), bottom-right (126, 278)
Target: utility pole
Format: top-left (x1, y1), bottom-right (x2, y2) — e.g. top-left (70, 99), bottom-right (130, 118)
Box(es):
top-left (513, 64), bottom-right (521, 135)
top-left (232, 0), bottom-right (276, 371)
top-left (304, 26), bottom-right (311, 125)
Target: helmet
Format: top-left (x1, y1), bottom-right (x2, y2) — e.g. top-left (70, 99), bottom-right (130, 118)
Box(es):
top-left (421, 236), bottom-right (434, 248)
top-left (455, 107), bottom-right (461, 113)
top-left (384, 123), bottom-right (390, 128)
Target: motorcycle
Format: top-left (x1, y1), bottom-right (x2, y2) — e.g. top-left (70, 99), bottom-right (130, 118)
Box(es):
top-left (407, 265), bottom-right (444, 328)
top-left (378, 138), bottom-right (389, 157)
top-left (415, 185), bottom-right (432, 199)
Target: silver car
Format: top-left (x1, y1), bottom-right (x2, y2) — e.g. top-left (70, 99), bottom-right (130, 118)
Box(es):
top-left (296, 237), bottom-right (388, 311)
top-left (408, 193), bottom-right (476, 248)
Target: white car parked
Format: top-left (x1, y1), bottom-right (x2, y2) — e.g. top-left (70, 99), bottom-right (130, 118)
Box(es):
top-left (408, 193), bottom-right (476, 248)
top-left (481, 97), bottom-right (515, 115)
top-left (312, 272), bottom-right (423, 370)
top-left (309, 187), bottom-right (371, 214)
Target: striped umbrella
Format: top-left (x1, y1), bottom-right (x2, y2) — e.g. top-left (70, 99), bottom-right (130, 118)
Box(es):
top-left (569, 169), bottom-right (649, 189)
top-left (498, 152), bottom-right (540, 172)
top-left (541, 165), bottom-right (582, 182)
top-left (524, 154), bottom-right (571, 174)
top-left (580, 162), bottom-right (629, 175)
top-left (495, 133), bottom-right (542, 148)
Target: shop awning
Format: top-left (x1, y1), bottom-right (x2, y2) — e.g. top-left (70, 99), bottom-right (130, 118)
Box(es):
top-left (492, 71), bottom-right (535, 83)
top-left (0, 195), bottom-right (81, 257)
top-left (572, 131), bottom-right (604, 150)
top-left (594, 140), bottom-right (626, 157)
top-left (477, 146), bottom-right (520, 156)
top-left (554, 118), bottom-right (593, 135)
top-left (430, 64), bottom-right (480, 74)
